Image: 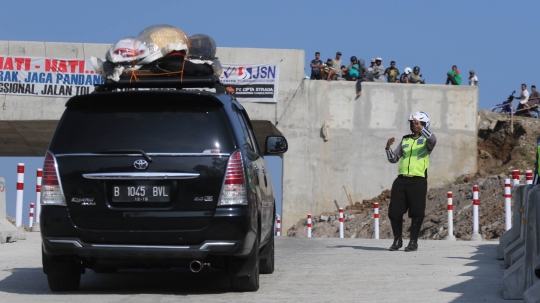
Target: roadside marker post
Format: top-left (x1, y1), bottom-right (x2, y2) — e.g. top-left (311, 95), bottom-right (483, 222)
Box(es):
top-left (374, 202), bottom-right (379, 240)
top-left (505, 179), bottom-right (512, 231)
top-left (339, 208), bottom-right (344, 238)
top-left (446, 192), bottom-right (456, 240)
top-left (15, 163), bottom-right (25, 227)
top-left (307, 214), bottom-right (312, 238)
top-left (512, 170), bottom-right (520, 186)
top-left (276, 215), bottom-right (281, 236)
top-left (28, 203), bottom-right (34, 228)
top-left (470, 185), bottom-right (482, 241)
top-left (526, 170), bottom-right (533, 185)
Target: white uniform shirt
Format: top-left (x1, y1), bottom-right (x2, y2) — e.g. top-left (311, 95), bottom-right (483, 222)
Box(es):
top-left (520, 89), bottom-right (530, 105)
top-left (469, 75), bottom-right (478, 86)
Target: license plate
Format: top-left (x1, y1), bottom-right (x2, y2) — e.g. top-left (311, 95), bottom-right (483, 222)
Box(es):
top-left (112, 185), bottom-right (170, 202)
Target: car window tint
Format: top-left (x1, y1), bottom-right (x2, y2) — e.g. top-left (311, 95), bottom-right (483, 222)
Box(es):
top-left (51, 105), bottom-right (235, 154)
top-left (242, 112), bottom-right (262, 155)
top-left (235, 111), bottom-right (255, 152)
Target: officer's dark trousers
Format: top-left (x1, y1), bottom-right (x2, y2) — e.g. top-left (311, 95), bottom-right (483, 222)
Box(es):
top-left (388, 176), bottom-right (427, 240)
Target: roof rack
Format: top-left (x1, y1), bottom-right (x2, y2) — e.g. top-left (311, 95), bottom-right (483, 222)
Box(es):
top-left (94, 74), bottom-right (224, 92)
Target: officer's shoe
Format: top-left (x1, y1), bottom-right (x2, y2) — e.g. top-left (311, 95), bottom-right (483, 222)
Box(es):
top-left (389, 238), bottom-right (403, 251)
top-left (404, 240), bottom-right (418, 252)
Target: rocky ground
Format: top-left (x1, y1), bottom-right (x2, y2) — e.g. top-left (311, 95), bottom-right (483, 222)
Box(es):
top-left (288, 111), bottom-right (540, 240)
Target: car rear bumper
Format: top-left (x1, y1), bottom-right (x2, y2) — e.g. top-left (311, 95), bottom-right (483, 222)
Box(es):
top-left (42, 237), bottom-right (242, 260)
top-left (40, 205), bottom-right (257, 260)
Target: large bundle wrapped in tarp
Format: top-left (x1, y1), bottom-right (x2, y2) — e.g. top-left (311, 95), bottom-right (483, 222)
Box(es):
top-left (91, 25), bottom-right (222, 82)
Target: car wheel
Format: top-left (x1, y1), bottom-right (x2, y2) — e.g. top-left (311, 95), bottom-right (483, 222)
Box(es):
top-left (93, 267), bottom-right (117, 274)
top-left (259, 227), bottom-right (274, 274)
top-left (42, 248), bottom-right (81, 291)
top-left (230, 237), bottom-right (260, 292)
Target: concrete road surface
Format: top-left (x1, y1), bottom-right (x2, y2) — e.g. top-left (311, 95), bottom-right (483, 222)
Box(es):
top-left (0, 233), bottom-right (516, 303)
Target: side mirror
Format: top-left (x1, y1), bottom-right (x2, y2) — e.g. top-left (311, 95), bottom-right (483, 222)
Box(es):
top-left (265, 136), bottom-right (288, 154)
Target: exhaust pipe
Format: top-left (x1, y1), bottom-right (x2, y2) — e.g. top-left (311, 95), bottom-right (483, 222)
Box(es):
top-left (189, 260), bottom-right (206, 273)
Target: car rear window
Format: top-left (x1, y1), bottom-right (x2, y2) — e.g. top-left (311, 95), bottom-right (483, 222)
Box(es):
top-left (51, 102), bottom-right (235, 154)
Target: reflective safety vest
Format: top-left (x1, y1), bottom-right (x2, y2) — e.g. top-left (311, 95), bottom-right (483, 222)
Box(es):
top-left (398, 135), bottom-right (430, 177)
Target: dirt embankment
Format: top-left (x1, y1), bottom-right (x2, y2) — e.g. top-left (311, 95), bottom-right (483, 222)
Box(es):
top-left (288, 111), bottom-right (540, 240)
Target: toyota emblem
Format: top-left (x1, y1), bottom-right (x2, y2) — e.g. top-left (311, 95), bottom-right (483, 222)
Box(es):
top-left (134, 159), bottom-right (149, 170)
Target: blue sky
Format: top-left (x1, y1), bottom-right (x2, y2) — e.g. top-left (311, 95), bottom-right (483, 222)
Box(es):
top-left (0, 0), bottom-right (537, 219)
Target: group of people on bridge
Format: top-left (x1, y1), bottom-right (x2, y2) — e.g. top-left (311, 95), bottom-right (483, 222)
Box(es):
top-left (309, 51), bottom-right (479, 99)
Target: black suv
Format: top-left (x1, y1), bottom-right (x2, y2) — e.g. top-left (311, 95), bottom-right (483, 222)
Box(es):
top-left (40, 76), bottom-right (287, 292)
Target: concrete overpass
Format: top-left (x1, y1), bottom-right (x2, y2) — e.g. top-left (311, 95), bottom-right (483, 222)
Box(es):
top-left (0, 41), bottom-right (478, 232)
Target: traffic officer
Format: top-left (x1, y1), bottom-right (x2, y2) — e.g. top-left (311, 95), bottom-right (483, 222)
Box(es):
top-left (385, 111), bottom-right (437, 252)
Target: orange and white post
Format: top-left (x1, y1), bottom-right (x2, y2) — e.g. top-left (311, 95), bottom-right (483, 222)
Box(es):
top-left (276, 215), bottom-right (281, 236)
top-left (15, 163), bottom-right (25, 227)
top-left (446, 191), bottom-right (456, 240)
top-left (526, 170), bottom-right (533, 185)
top-left (512, 170), bottom-right (520, 186)
top-left (470, 185), bottom-right (482, 241)
top-left (307, 214), bottom-right (312, 238)
top-left (339, 208), bottom-right (344, 238)
top-left (28, 203), bottom-right (34, 228)
top-left (35, 169), bottom-right (42, 224)
top-left (505, 179), bottom-right (512, 231)
top-left (374, 202), bottom-right (379, 239)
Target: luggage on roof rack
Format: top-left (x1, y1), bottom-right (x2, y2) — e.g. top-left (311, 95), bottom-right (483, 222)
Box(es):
top-left (91, 25), bottom-right (223, 84)
top-left (94, 74), bottom-right (225, 92)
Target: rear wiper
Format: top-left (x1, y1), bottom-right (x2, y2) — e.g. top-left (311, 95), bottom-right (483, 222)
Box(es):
top-left (98, 150), bottom-right (153, 162)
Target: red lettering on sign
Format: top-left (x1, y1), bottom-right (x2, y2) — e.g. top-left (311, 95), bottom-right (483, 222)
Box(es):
top-left (0, 57), bottom-right (3, 70)
top-left (15, 58), bottom-right (25, 71)
top-left (68, 60), bottom-right (78, 73)
top-left (3, 57), bottom-right (13, 70)
top-left (45, 59), bottom-right (67, 73)
top-left (79, 60), bottom-right (85, 73)
top-left (45, 59), bottom-right (54, 72)
top-left (25, 58), bottom-right (30, 71)
top-left (58, 61), bottom-right (67, 73)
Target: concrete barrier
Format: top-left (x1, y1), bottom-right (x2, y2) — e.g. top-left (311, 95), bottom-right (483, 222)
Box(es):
top-left (0, 177), bottom-right (18, 243)
top-left (502, 185), bottom-right (533, 267)
top-left (503, 185), bottom-right (540, 300)
top-left (522, 188), bottom-right (540, 302)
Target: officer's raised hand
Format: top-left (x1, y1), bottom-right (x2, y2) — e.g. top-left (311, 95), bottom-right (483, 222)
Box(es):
top-left (386, 137), bottom-right (395, 150)
top-left (411, 117), bottom-right (423, 133)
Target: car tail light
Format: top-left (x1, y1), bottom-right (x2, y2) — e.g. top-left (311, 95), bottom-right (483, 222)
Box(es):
top-left (41, 151), bottom-right (66, 206)
top-left (218, 151), bottom-right (247, 206)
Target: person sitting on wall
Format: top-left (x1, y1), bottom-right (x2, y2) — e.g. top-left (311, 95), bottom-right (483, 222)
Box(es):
top-left (410, 66), bottom-right (424, 84)
top-left (346, 56), bottom-right (361, 81)
top-left (400, 67), bottom-right (412, 83)
top-left (445, 65), bottom-right (461, 85)
top-left (323, 58), bottom-right (337, 81)
top-left (341, 65), bottom-right (349, 80)
top-left (355, 59), bottom-right (368, 99)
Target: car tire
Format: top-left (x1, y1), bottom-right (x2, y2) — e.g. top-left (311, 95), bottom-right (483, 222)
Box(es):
top-left (47, 273), bottom-right (81, 292)
top-left (230, 237), bottom-right (260, 292)
top-left (259, 227), bottom-right (274, 274)
top-left (42, 248), bottom-right (81, 291)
